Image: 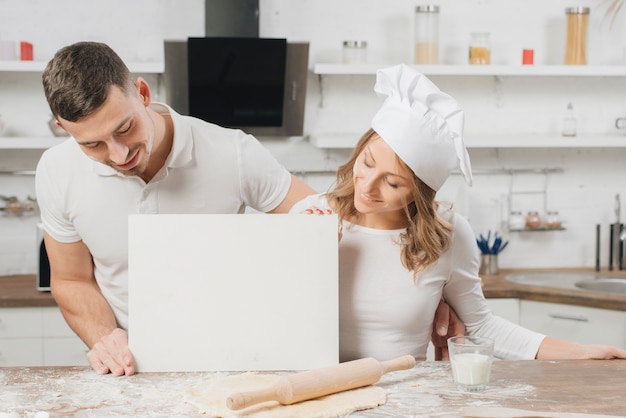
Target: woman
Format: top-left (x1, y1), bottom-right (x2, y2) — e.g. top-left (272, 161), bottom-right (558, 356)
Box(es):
top-left (292, 64), bottom-right (626, 362)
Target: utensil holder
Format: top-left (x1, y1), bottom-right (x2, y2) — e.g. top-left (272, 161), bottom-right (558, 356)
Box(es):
top-left (479, 254), bottom-right (499, 276)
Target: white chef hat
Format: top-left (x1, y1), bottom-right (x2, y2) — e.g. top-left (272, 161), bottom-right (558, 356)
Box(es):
top-left (371, 64), bottom-right (473, 191)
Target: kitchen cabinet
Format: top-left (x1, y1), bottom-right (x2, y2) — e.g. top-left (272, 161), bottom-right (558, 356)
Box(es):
top-left (519, 300), bottom-right (626, 348)
top-left (0, 61), bottom-right (163, 151)
top-left (311, 63), bottom-right (626, 149)
top-left (0, 306), bottom-right (88, 367)
top-left (485, 298), bottom-right (520, 324)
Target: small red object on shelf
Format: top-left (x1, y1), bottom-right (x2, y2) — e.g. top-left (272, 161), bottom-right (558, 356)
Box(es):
top-left (522, 49), bottom-right (534, 65)
top-left (20, 42), bottom-right (33, 61)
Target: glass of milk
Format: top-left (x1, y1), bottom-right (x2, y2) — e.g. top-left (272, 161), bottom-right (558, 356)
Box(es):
top-left (447, 336), bottom-right (494, 392)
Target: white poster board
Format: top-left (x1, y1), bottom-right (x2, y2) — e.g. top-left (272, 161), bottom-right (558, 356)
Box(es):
top-left (128, 214), bottom-right (338, 372)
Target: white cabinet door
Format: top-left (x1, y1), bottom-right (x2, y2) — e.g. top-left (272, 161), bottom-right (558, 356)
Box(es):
top-left (43, 337), bottom-right (89, 366)
top-left (486, 298), bottom-right (520, 324)
top-left (0, 307), bottom-right (42, 337)
top-left (41, 306), bottom-right (89, 366)
top-left (0, 307), bottom-right (44, 366)
top-left (519, 300), bottom-right (626, 348)
top-left (0, 337), bottom-right (42, 366)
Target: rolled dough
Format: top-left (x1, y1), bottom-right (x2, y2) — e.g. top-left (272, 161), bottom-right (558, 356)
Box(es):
top-left (184, 372), bottom-right (387, 417)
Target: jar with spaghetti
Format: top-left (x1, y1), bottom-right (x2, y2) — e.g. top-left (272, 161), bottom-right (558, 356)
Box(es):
top-left (564, 7), bottom-right (590, 65)
top-left (469, 32), bottom-right (490, 65)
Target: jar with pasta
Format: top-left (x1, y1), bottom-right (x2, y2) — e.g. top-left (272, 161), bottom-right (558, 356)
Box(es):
top-left (565, 7), bottom-right (590, 65)
top-left (469, 32), bottom-right (490, 65)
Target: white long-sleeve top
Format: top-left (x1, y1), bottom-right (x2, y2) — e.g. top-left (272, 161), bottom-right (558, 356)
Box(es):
top-left (290, 194), bottom-right (545, 361)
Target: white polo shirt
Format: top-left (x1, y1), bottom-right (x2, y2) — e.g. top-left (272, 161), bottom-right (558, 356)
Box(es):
top-left (36, 103), bottom-right (291, 329)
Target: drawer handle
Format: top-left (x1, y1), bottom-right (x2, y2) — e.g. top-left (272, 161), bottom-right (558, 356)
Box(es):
top-left (549, 312), bottom-right (589, 322)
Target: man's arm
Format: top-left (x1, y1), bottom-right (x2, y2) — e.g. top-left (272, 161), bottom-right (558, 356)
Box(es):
top-left (269, 174), bottom-right (316, 214)
top-left (44, 231), bottom-right (135, 376)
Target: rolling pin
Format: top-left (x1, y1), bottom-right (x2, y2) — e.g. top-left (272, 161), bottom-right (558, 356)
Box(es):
top-left (226, 354), bottom-right (416, 411)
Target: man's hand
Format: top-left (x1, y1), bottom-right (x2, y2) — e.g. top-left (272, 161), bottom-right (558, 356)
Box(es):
top-left (86, 328), bottom-right (135, 376)
top-left (431, 300), bottom-right (465, 361)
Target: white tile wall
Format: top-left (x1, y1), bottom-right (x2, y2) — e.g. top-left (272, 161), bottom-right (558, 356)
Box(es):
top-left (2, 0), bottom-right (626, 275)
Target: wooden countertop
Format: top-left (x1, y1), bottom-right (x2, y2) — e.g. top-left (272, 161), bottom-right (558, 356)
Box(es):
top-left (0, 274), bottom-right (56, 308)
top-left (481, 268), bottom-right (626, 311)
top-left (1, 360), bottom-right (625, 416)
top-left (3, 269), bottom-right (626, 310)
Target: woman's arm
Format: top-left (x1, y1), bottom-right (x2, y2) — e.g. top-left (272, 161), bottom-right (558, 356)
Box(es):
top-left (536, 337), bottom-right (626, 359)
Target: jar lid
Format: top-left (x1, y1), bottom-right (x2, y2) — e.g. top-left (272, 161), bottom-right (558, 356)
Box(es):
top-left (565, 7), bottom-right (590, 14)
top-left (343, 40), bottom-right (367, 48)
top-left (416, 5), bottom-right (439, 13)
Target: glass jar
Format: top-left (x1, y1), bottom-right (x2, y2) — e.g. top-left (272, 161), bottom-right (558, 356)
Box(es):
top-left (469, 32), bottom-right (491, 65)
top-left (564, 7), bottom-right (590, 65)
top-left (342, 41), bottom-right (367, 64)
top-left (509, 211), bottom-right (526, 230)
top-left (414, 5), bottom-right (439, 64)
top-left (545, 211), bottom-right (562, 229)
top-left (525, 211), bottom-right (542, 229)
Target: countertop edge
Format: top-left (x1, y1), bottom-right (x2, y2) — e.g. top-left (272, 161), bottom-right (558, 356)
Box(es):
top-left (3, 269), bottom-right (626, 310)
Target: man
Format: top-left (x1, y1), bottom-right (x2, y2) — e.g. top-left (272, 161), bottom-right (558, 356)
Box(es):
top-left (37, 42), bottom-right (462, 376)
top-left (36, 41), bottom-right (317, 376)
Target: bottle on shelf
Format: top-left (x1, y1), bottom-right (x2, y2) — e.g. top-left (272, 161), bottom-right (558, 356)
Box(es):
top-left (562, 102), bottom-right (577, 137)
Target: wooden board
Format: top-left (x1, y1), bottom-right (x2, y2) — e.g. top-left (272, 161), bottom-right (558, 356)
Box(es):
top-left (127, 214), bottom-right (339, 372)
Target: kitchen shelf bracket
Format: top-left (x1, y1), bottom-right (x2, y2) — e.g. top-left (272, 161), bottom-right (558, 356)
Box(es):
top-left (505, 168), bottom-right (564, 232)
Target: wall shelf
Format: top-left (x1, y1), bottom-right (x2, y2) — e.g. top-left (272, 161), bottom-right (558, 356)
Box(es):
top-left (0, 61), bottom-right (164, 73)
top-left (509, 227), bottom-right (566, 232)
top-left (309, 133), bottom-right (626, 149)
top-left (314, 63), bottom-right (626, 77)
top-left (0, 136), bottom-right (68, 149)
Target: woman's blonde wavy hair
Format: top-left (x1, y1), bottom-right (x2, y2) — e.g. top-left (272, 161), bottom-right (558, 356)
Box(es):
top-left (325, 128), bottom-right (454, 277)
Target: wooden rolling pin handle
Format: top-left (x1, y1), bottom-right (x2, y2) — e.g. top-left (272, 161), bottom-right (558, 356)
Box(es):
top-left (381, 354), bottom-right (416, 373)
top-left (226, 385), bottom-right (287, 411)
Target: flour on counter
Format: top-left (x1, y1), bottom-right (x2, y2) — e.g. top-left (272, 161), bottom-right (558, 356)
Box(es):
top-left (184, 372), bottom-right (387, 417)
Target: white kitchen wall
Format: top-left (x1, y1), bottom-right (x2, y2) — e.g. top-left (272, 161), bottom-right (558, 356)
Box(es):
top-left (1, 0), bottom-right (626, 275)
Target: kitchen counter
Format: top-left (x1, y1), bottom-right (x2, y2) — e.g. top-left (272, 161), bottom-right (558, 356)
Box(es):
top-left (481, 268), bottom-right (626, 311)
top-left (3, 268), bottom-right (626, 310)
top-left (1, 360), bottom-right (625, 416)
top-left (0, 274), bottom-right (56, 308)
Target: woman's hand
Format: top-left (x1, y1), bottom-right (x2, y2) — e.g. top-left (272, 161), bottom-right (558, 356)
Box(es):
top-left (301, 206), bottom-right (342, 241)
top-left (302, 207), bottom-right (332, 215)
